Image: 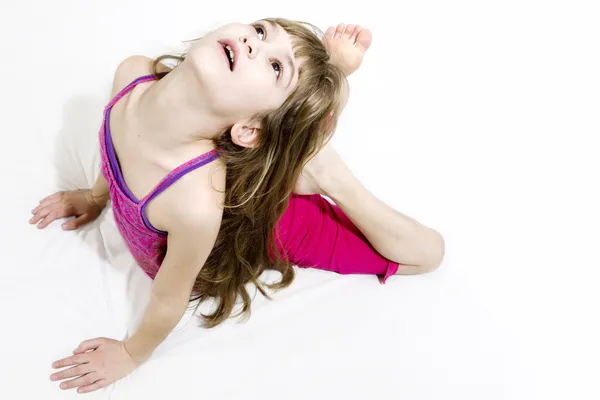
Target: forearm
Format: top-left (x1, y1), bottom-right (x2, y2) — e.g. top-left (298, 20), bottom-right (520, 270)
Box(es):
top-left (324, 169), bottom-right (445, 271)
top-left (123, 292), bottom-right (188, 363)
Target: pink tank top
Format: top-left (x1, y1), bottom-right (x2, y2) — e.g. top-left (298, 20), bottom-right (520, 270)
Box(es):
top-left (99, 73), bottom-right (219, 279)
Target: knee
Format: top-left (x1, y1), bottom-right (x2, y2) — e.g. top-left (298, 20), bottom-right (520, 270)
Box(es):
top-left (423, 232), bottom-right (445, 273)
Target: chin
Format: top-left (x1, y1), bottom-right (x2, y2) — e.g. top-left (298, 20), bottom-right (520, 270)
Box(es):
top-left (185, 48), bottom-right (221, 83)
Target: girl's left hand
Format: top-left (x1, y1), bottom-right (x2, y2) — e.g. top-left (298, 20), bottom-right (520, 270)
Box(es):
top-left (50, 338), bottom-right (141, 394)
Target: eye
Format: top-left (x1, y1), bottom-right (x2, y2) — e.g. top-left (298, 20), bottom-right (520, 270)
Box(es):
top-left (254, 24), bottom-right (266, 40)
top-left (271, 61), bottom-right (283, 79)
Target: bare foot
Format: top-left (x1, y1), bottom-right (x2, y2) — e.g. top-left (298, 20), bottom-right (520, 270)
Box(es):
top-left (324, 23), bottom-right (373, 76)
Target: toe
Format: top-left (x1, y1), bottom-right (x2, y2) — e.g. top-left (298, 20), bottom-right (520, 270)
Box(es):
top-left (355, 29), bottom-right (373, 52)
top-left (343, 24), bottom-right (355, 39)
top-left (350, 25), bottom-right (361, 41)
top-left (324, 26), bottom-right (335, 40)
top-left (335, 23), bottom-right (345, 38)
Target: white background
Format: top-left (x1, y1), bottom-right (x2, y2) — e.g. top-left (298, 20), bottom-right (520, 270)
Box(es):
top-left (1, 0), bottom-right (599, 399)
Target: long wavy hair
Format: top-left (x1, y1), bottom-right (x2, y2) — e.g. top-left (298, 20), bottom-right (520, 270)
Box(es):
top-left (151, 18), bottom-right (347, 328)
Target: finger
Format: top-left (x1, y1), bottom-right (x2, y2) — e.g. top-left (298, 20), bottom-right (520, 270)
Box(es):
top-left (63, 213), bottom-right (92, 231)
top-left (324, 26), bottom-right (335, 40)
top-left (52, 354), bottom-right (88, 369)
top-left (73, 338), bottom-right (105, 354)
top-left (350, 25), bottom-right (362, 41)
top-left (59, 372), bottom-right (99, 391)
top-left (32, 192), bottom-right (63, 214)
top-left (37, 209), bottom-right (69, 229)
top-left (34, 192), bottom-right (62, 211)
top-left (77, 379), bottom-right (109, 394)
top-left (343, 24), bottom-right (355, 38)
top-left (29, 203), bottom-right (63, 225)
top-left (51, 364), bottom-right (91, 382)
top-left (335, 23), bottom-right (345, 38)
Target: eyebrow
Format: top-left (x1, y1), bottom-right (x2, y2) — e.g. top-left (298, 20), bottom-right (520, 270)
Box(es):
top-left (265, 20), bottom-right (296, 89)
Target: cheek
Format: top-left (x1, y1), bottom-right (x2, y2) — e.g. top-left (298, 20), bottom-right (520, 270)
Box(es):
top-left (239, 63), bottom-right (274, 85)
top-left (234, 69), bottom-right (282, 104)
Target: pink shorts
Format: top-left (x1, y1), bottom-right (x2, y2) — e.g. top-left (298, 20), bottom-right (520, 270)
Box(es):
top-left (274, 194), bottom-right (399, 284)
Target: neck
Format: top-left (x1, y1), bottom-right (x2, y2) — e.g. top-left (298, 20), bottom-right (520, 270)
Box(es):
top-left (134, 61), bottom-right (229, 150)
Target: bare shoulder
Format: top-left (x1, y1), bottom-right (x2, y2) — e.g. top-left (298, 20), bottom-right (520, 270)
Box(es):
top-left (150, 162), bottom-right (225, 297)
top-left (110, 55), bottom-right (173, 98)
top-left (152, 159), bottom-right (226, 234)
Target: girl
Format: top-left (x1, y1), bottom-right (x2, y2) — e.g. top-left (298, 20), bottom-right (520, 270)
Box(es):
top-left (34, 21), bottom-right (444, 393)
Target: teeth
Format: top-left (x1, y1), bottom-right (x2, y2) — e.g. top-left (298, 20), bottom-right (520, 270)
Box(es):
top-left (225, 45), bottom-right (234, 63)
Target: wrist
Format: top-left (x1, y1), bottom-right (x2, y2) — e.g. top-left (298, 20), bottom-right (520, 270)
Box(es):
top-left (88, 189), bottom-right (109, 209)
top-left (123, 338), bottom-right (152, 364)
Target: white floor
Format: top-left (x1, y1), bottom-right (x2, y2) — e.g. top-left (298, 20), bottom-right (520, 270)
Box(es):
top-left (1, 1), bottom-right (599, 399)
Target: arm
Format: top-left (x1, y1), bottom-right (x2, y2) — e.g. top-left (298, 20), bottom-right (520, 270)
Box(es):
top-left (88, 173), bottom-right (110, 209)
top-left (30, 173), bottom-right (110, 230)
top-left (85, 56), bottom-right (159, 210)
top-left (75, 56), bottom-right (158, 213)
top-left (68, 57), bottom-right (154, 212)
top-left (124, 192), bottom-right (222, 362)
top-left (49, 189), bottom-right (222, 393)
top-left (30, 58), bottom-right (141, 230)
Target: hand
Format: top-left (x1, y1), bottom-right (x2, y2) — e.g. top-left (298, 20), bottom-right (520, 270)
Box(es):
top-left (30, 189), bottom-right (107, 230)
top-left (324, 23), bottom-right (373, 76)
top-left (50, 338), bottom-right (141, 394)
top-left (293, 143), bottom-right (351, 196)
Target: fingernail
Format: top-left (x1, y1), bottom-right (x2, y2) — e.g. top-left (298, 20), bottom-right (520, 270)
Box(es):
top-left (60, 383), bottom-right (66, 389)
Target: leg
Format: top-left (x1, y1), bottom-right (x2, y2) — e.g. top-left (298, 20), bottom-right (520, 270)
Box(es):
top-left (274, 194), bottom-right (399, 283)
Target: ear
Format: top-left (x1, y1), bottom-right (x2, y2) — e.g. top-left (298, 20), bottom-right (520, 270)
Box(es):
top-left (230, 123), bottom-right (260, 148)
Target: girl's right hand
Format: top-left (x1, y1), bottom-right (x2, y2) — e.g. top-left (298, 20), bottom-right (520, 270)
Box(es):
top-left (29, 189), bottom-right (107, 230)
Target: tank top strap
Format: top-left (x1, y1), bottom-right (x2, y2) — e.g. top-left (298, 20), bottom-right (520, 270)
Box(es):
top-left (105, 72), bottom-right (168, 110)
top-left (140, 148), bottom-right (221, 206)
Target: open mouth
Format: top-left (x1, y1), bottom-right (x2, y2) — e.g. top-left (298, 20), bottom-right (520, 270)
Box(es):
top-left (220, 42), bottom-right (235, 71)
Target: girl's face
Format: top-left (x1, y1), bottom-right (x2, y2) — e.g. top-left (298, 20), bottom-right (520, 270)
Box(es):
top-left (186, 20), bottom-right (301, 123)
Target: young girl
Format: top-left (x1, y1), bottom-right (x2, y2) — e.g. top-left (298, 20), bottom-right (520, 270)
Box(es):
top-left (35, 20), bottom-right (445, 393)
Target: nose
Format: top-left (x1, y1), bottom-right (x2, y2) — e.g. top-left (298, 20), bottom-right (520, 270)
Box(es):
top-left (239, 36), bottom-right (260, 59)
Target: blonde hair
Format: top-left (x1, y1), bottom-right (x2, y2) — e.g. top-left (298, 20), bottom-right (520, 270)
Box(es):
top-left (152, 18), bottom-right (347, 328)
